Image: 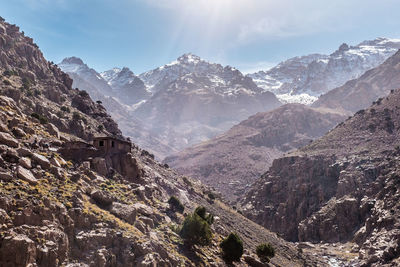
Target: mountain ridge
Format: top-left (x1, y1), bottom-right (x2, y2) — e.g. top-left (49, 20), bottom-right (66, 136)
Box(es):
top-left (249, 37), bottom-right (400, 104)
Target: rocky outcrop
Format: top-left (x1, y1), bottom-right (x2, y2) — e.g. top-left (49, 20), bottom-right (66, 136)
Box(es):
top-left (241, 88), bottom-right (400, 265)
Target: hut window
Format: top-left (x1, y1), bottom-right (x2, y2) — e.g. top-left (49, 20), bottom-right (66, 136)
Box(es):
top-left (111, 141), bottom-right (115, 148)
top-left (99, 140), bottom-right (104, 147)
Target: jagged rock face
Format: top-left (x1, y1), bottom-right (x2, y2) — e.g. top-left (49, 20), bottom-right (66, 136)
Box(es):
top-left (313, 49), bottom-right (400, 114)
top-left (249, 38), bottom-right (400, 104)
top-left (164, 104), bottom-right (345, 202)
top-left (0, 18), bottom-right (318, 266)
top-left (240, 88), bottom-right (400, 266)
top-left (100, 67), bottom-right (150, 105)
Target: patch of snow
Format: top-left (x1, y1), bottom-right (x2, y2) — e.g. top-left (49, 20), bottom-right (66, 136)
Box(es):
top-left (130, 99), bottom-right (147, 111)
top-left (277, 93), bottom-right (318, 105)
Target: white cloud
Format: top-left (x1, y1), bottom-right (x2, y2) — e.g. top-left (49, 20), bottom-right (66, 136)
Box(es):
top-left (140, 0), bottom-right (396, 45)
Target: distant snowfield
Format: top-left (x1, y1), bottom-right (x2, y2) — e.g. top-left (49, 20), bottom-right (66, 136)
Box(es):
top-left (277, 93), bottom-right (318, 105)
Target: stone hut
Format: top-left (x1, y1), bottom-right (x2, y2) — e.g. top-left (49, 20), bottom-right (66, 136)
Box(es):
top-left (92, 136), bottom-right (131, 155)
top-left (58, 140), bottom-right (98, 161)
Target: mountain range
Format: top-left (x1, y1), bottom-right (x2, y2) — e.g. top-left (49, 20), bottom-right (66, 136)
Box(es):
top-left (167, 44), bottom-right (400, 202)
top-left (249, 38), bottom-right (400, 104)
top-left (59, 38), bottom-right (400, 160)
top-left (59, 54), bottom-right (281, 159)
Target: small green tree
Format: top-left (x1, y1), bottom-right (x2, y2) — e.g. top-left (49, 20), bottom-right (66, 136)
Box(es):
top-left (168, 196), bottom-right (184, 213)
top-left (256, 243), bottom-right (275, 263)
top-left (195, 206), bottom-right (214, 225)
top-left (179, 213), bottom-right (212, 246)
top-left (220, 232), bottom-right (243, 263)
top-left (72, 112), bottom-right (82, 121)
top-left (78, 90), bottom-right (89, 97)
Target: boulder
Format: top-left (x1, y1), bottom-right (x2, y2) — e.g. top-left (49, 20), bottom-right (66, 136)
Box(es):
top-left (8, 118), bottom-right (22, 128)
top-left (132, 203), bottom-right (154, 217)
top-left (50, 157), bottom-right (61, 168)
top-left (91, 190), bottom-right (113, 207)
top-left (45, 123), bottom-right (60, 138)
top-left (0, 208), bottom-right (11, 225)
top-left (110, 202), bottom-right (137, 224)
top-left (244, 254), bottom-right (268, 267)
top-left (17, 166), bottom-right (38, 185)
top-left (91, 157), bottom-right (108, 176)
top-left (0, 122), bottom-right (8, 132)
top-left (11, 127), bottom-right (26, 138)
top-left (0, 234), bottom-right (37, 266)
top-left (135, 253), bottom-right (158, 267)
top-left (4, 148), bottom-right (19, 163)
top-left (0, 145), bottom-right (7, 154)
top-left (18, 157), bottom-right (32, 169)
top-left (32, 153), bottom-right (51, 169)
top-left (139, 216), bottom-right (154, 229)
top-left (0, 171), bottom-right (12, 181)
top-left (0, 132), bottom-right (19, 147)
top-left (17, 147), bottom-right (32, 157)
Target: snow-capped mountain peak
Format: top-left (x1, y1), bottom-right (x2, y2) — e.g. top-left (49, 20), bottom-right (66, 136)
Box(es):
top-left (177, 53), bottom-right (202, 64)
top-left (60, 56), bottom-right (85, 65)
top-left (139, 53), bottom-right (218, 91)
top-left (248, 37), bottom-right (400, 105)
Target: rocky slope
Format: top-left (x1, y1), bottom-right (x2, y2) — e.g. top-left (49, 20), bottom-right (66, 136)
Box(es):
top-left (0, 17), bottom-right (319, 266)
top-left (164, 104), bottom-right (345, 202)
top-left (313, 49), bottom-right (400, 114)
top-left (249, 38), bottom-right (400, 104)
top-left (240, 87), bottom-right (400, 266)
top-left (60, 54), bottom-right (281, 159)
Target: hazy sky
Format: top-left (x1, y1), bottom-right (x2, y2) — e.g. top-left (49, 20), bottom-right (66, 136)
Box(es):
top-left (2, 0), bottom-right (400, 74)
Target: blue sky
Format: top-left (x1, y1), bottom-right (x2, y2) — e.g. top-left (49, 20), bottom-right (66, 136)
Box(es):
top-left (2, 0), bottom-right (400, 74)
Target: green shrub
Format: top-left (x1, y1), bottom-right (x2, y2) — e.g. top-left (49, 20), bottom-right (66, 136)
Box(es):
top-left (31, 113), bottom-right (48, 124)
top-left (22, 77), bottom-right (31, 89)
top-left (3, 79), bottom-right (11, 86)
top-left (208, 192), bottom-right (216, 200)
top-left (182, 176), bottom-right (192, 186)
top-left (97, 125), bottom-right (104, 131)
top-left (72, 112), bottom-right (82, 121)
top-left (79, 90), bottom-right (89, 97)
top-left (168, 196), bottom-right (184, 213)
top-left (60, 106), bottom-right (70, 113)
top-left (220, 233), bottom-right (243, 263)
top-left (3, 70), bottom-right (17, 77)
top-left (179, 213), bottom-right (212, 246)
top-left (195, 206), bottom-right (214, 225)
top-left (256, 243), bottom-right (275, 263)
